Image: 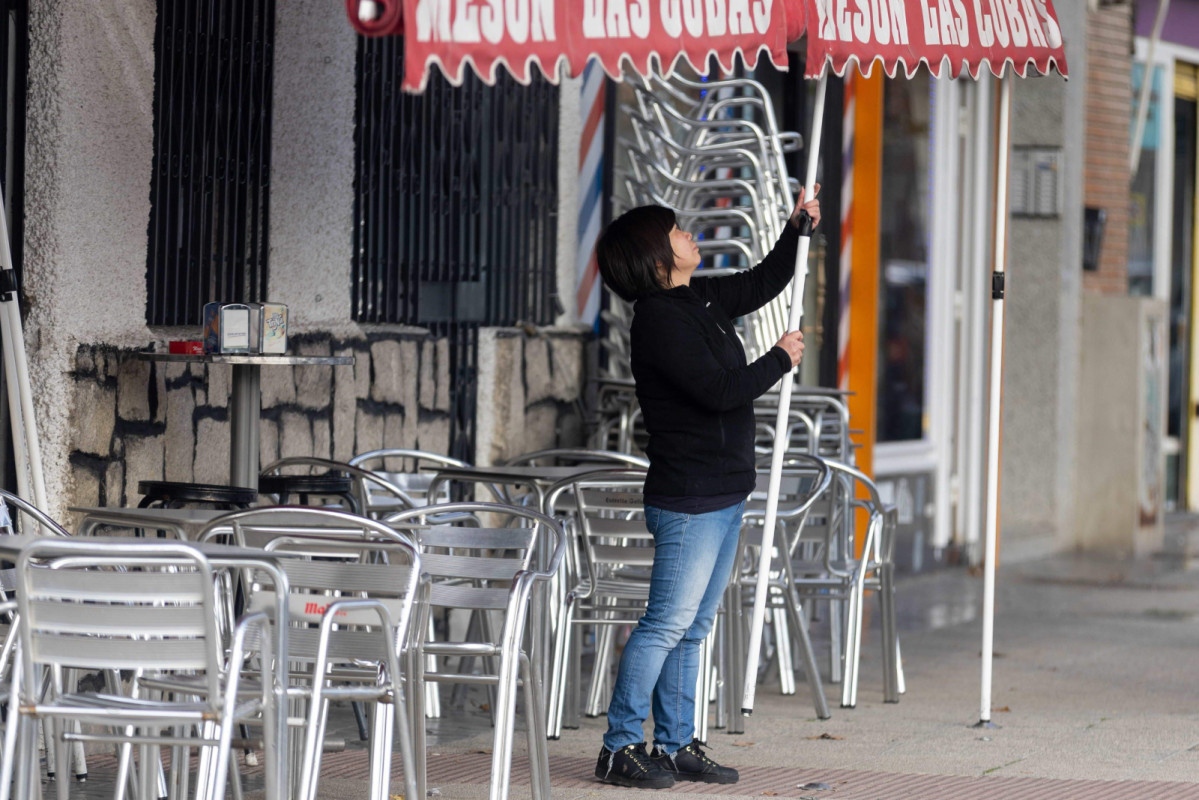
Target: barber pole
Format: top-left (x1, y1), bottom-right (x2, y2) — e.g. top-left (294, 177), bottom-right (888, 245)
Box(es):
top-left (576, 60), bottom-right (606, 327)
top-left (837, 73), bottom-right (854, 391)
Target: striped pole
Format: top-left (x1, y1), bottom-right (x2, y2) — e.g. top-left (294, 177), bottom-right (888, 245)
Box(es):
top-left (576, 60), bottom-right (606, 328)
top-left (838, 74), bottom-right (855, 391)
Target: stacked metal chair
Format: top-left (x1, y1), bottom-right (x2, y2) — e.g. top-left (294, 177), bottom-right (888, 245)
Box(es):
top-left (606, 70), bottom-right (803, 367)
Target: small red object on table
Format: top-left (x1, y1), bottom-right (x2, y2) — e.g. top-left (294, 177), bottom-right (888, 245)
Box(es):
top-left (168, 340), bottom-right (204, 355)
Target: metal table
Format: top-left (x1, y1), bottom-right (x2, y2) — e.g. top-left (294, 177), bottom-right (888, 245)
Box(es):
top-left (136, 353), bottom-right (354, 492)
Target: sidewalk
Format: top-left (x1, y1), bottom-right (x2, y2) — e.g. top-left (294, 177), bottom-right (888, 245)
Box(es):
top-left (75, 518), bottom-right (1199, 799)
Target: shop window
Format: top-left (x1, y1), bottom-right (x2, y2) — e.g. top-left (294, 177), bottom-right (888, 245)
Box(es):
top-left (145, 0), bottom-right (276, 326)
top-left (877, 73), bottom-right (932, 443)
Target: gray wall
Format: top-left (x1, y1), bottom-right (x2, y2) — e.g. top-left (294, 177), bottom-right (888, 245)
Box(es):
top-left (998, 2), bottom-right (1085, 559)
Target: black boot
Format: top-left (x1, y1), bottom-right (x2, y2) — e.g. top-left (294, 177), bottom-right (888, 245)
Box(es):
top-left (650, 739), bottom-right (739, 784)
top-left (595, 742), bottom-right (676, 789)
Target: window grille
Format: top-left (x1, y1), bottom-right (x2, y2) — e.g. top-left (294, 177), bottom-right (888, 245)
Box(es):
top-left (354, 38), bottom-right (559, 459)
top-left (352, 38), bottom-right (559, 326)
top-left (0, 0), bottom-right (26, 288)
top-left (146, 0), bottom-right (275, 326)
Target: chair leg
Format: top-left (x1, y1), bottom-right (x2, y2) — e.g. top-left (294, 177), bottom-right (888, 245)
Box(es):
top-left (521, 653), bottom-right (550, 800)
top-left (425, 616), bottom-right (442, 719)
top-left (564, 620), bottom-right (582, 730)
top-left (0, 665), bottom-right (20, 800)
top-left (840, 573), bottom-right (866, 709)
top-left (369, 703), bottom-right (395, 800)
top-left (773, 605), bottom-right (797, 696)
top-left (585, 623), bottom-right (615, 717)
top-left (828, 596), bottom-right (844, 684)
top-left (546, 594), bottom-right (576, 739)
top-left (784, 597), bottom-right (830, 720)
top-left (488, 650), bottom-right (521, 800)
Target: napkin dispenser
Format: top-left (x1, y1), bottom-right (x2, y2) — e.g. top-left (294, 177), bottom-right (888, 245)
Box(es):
top-left (252, 302), bottom-right (289, 354)
top-left (202, 303), bottom-right (252, 354)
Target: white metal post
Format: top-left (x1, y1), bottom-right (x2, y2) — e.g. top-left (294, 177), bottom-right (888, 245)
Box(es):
top-left (0, 186), bottom-right (46, 513)
top-left (979, 73), bottom-right (1012, 727)
top-left (741, 73), bottom-right (828, 716)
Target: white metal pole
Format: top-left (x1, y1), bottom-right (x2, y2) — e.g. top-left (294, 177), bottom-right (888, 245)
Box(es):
top-left (742, 73), bottom-right (828, 716)
top-left (0, 186), bottom-right (44, 510)
top-left (979, 73), bottom-right (1012, 727)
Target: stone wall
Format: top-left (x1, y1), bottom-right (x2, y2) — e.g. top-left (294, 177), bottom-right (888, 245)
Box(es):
top-left (475, 328), bottom-right (589, 466)
top-left (65, 327), bottom-right (589, 510)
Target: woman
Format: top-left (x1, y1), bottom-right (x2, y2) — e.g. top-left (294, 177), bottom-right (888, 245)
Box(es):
top-left (593, 187), bottom-right (819, 789)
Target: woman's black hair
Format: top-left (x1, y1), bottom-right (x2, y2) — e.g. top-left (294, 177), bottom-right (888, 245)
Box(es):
top-left (596, 205), bottom-right (679, 302)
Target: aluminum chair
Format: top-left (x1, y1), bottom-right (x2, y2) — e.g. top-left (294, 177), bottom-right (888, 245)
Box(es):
top-left (349, 448), bottom-right (470, 512)
top-left (734, 456), bottom-right (835, 722)
top-left (261, 456), bottom-right (420, 517)
top-left (384, 502), bottom-right (565, 800)
top-left (10, 539), bottom-right (273, 800)
top-left (245, 530), bottom-right (425, 800)
top-left (0, 489), bottom-right (83, 797)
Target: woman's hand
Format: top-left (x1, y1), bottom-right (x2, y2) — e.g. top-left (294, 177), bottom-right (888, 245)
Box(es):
top-left (775, 330), bottom-right (805, 367)
top-left (790, 183), bottom-right (821, 229)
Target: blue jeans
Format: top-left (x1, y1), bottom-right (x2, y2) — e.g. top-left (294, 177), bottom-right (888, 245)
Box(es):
top-left (603, 500), bottom-right (745, 754)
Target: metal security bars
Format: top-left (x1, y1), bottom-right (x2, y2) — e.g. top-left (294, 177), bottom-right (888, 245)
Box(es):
top-left (0, 0), bottom-right (26, 289)
top-left (146, 0), bottom-right (276, 326)
top-left (352, 37), bottom-right (559, 327)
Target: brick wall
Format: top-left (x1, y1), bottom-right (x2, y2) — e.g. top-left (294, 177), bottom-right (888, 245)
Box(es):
top-left (1084, 3), bottom-right (1134, 294)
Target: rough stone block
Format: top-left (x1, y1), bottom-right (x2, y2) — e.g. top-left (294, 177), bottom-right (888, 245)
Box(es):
top-left (434, 338), bottom-right (451, 412)
top-left (332, 344), bottom-right (360, 462)
top-left (72, 380), bottom-right (117, 457)
top-left (104, 460), bottom-right (125, 507)
top-left (370, 340), bottom-right (404, 403)
top-left (355, 406), bottom-right (385, 455)
top-left (116, 358), bottom-right (152, 422)
top-left (524, 335), bottom-right (553, 404)
top-left (296, 365), bottom-right (333, 410)
top-left (193, 418), bottom-right (231, 484)
top-left (312, 417), bottom-right (332, 459)
top-left (382, 409), bottom-right (406, 450)
top-left (400, 339), bottom-right (420, 444)
top-left (418, 415), bottom-right (451, 459)
top-left (163, 385), bottom-right (196, 483)
top-left (71, 466), bottom-right (101, 510)
top-left (419, 339), bottom-right (436, 411)
top-left (261, 364), bottom-right (297, 407)
top-left (522, 403), bottom-right (559, 454)
top-left (260, 418), bottom-right (280, 467)
top-left (279, 411), bottom-right (315, 459)
top-left (153, 362), bottom-right (169, 423)
top-left (549, 337), bottom-right (584, 402)
top-left (123, 435), bottom-right (166, 505)
top-left (353, 343), bottom-right (372, 398)
top-left (207, 365), bottom-right (231, 408)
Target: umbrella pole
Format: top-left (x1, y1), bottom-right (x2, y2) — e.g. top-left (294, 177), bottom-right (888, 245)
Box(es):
top-left (742, 73), bottom-right (828, 717)
top-left (978, 73), bottom-right (1012, 728)
top-left (0, 185), bottom-right (45, 514)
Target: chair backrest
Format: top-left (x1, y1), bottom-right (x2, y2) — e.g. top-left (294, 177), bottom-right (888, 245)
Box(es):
top-left (245, 536), bottom-right (423, 666)
top-left (261, 456), bottom-right (419, 515)
top-left (0, 489), bottom-right (70, 597)
top-left (546, 469), bottom-right (650, 596)
top-left (502, 448), bottom-right (648, 469)
top-left (746, 454), bottom-right (834, 558)
top-left (384, 502), bottom-right (564, 614)
top-left (16, 539), bottom-right (224, 704)
top-left (197, 505), bottom-right (411, 550)
top-left (348, 449), bottom-right (468, 508)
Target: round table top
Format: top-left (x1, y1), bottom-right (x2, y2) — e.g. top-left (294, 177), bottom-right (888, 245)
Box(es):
top-left (136, 352), bottom-right (354, 366)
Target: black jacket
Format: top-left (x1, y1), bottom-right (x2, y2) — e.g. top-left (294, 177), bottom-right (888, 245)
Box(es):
top-left (631, 224), bottom-right (800, 498)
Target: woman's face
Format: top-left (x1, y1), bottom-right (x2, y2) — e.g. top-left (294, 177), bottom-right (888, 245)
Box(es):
top-left (667, 224), bottom-right (701, 280)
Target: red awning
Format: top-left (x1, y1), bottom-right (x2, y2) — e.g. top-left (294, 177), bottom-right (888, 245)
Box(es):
top-left (802, 0), bottom-right (1067, 79)
top-left (348, 0), bottom-right (802, 92)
